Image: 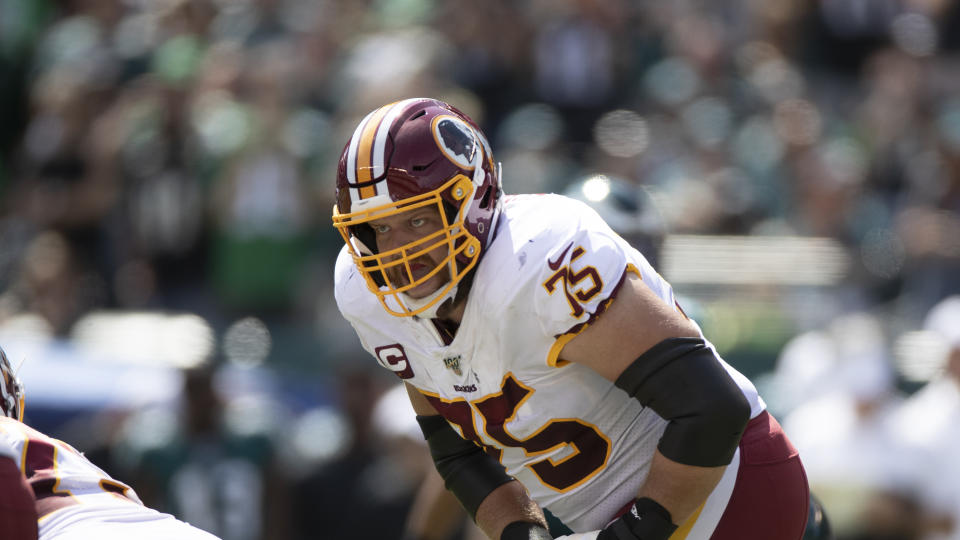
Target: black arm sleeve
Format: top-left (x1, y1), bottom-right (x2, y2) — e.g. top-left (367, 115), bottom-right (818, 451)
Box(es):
top-left (416, 414), bottom-right (514, 520)
top-left (614, 337), bottom-right (751, 467)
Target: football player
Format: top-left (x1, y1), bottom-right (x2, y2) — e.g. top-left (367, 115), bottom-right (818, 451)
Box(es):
top-left (332, 98), bottom-right (810, 540)
top-left (0, 346), bottom-right (222, 540)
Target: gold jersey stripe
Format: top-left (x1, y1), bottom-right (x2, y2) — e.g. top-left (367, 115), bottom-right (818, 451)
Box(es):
top-left (546, 332), bottom-right (578, 368)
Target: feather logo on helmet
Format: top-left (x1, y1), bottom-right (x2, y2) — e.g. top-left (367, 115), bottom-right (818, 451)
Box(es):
top-left (0, 346), bottom-right (25, 422)
top-left (433, 116), bottom-right (478, 170)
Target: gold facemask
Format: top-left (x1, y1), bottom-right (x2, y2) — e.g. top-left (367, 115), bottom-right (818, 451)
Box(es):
top-left (333, 174), bottom-right (481, 317)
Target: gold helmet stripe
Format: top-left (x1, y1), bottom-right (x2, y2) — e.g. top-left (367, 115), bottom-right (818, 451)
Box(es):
top-left (371, 98), bottom-right (419, 183)
top-left (347, 98), bottom-right (423, 202)
top-left (355, 104), bottom-right (394, 199)
top-left (346, 108), bottom-right (378, 198)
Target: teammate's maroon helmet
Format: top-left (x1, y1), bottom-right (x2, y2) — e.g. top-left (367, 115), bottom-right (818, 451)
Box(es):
top-left (0, 346), bottom-right (24, 422)
top-left (332, 98), bottom-right (503, 317)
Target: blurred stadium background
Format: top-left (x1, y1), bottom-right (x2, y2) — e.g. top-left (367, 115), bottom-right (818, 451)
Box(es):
top-left (1, 1), bottom-right (959, 539)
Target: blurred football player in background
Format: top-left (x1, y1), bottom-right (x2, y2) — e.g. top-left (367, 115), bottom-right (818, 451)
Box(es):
top-left (293, 367), bottom-right (421, 540)
top-left (562, 174), bottom-right (665, 271)
top-left (779, 313), bottom-right (908, 539)
top-left (0, 346), bottom-right (222, 540)
top-left (889, 296), bottom-right (960, 540)
top-left (121, 365), bottom-right (286, 540)
top-left (332, 98), bottom-right (815, 540)
top-left (370, 382), bottom-right (486, 540)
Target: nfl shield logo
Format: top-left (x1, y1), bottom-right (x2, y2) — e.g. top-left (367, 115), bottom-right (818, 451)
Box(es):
top-left (443, 355), bottom-right (462, 376)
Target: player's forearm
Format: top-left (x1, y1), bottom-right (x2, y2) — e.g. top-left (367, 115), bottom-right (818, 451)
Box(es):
top-left (553, 452), bottom-right (724, 540)
top-left (637, 450), bottom-right (726, 528)
top-left (474, 480), bottom-right (548, 540)
top-left (551, 457), bottom-right (726, 540)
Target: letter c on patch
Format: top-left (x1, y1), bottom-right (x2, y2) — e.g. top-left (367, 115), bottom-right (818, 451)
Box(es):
top-left (375, 344), bottom-right (415, 379)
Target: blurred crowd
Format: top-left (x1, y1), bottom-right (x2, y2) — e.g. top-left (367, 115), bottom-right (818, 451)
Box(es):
top-left (1, 0), bottom-right (960, 539)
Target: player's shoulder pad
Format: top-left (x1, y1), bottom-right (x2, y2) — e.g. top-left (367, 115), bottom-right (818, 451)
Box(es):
top-left (472, 195), bottom-right (599, 298)
top-left (477, 194), bottom-right (630, 336)
top-left (482, 193), bottom-right (623, 279)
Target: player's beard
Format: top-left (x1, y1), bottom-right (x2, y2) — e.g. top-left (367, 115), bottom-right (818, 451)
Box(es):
top-left (387, 253), bottom-right (451, 299)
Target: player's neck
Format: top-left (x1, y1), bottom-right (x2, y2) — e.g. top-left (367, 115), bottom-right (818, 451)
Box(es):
top-left (436, 296), bottom-right (467, 325)
top-left (433, 268), bottom-right (474, 326)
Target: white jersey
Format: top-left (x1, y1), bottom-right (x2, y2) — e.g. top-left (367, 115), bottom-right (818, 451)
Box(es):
top-left (0, 417), bottom-right (220, 540)
top-left (335, 193), bottom-right (765, 533)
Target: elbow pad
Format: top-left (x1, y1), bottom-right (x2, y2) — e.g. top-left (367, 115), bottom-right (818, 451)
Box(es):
top-left (614, 337), bottom-right (751, 467)
top-left (416, 414), bottom-right (513, 519)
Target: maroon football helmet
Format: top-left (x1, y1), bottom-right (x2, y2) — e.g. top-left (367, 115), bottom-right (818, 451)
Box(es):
top-left (332, 98), bottom-right (503, 317)
top-left (0, 346), bottom-right (24, 422)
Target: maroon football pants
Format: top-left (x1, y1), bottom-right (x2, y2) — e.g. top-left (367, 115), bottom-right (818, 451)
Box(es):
top-left (612, 410), bottom-right (809, 539)
top-left (709, 410), bottom-right (809, 540)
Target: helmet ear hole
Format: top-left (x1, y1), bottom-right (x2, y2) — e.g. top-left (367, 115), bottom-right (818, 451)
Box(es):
top-left (478, 185), bottom-right (493, 210)
top-left (351, 224), bottom-right (378, 255)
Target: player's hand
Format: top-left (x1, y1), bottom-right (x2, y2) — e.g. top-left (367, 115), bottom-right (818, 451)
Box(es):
top-left (553, 532), bottom-right (600, 540)
top-left (595, 497), bottom-right (677, 540)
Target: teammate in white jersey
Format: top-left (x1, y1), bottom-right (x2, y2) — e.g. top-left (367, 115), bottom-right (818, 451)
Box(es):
top-left (332, 98), bottom-right (812, 540)
top-left (0, 346), bottom-right (222, 540)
